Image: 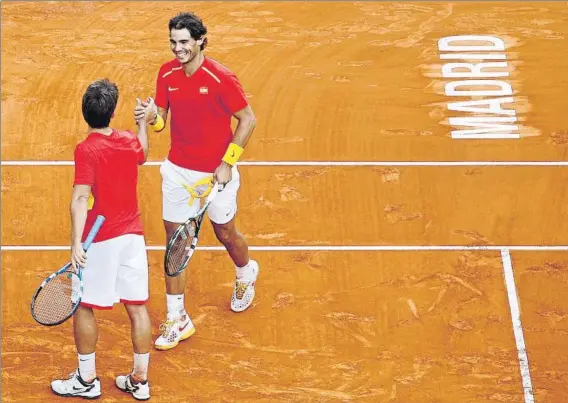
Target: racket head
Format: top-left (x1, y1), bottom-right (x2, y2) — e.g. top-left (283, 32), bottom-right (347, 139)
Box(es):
top-left (30, 264), bottom-right (82, 326)
top-left (164, 219), bottom-right (199, 277)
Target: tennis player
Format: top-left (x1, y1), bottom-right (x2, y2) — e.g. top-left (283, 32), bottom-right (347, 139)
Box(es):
top-left (134, 12), bottom-right (258, 351)
top-left (50, 79), bottom-right (155, 400)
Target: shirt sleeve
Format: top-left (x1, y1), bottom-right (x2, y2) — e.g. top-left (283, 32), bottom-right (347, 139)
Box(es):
top-left (219, 73), bottom-right (248, 115)
top-left (154, 65), bottom-right (169, 110)
top-left (73, 145), bottom-right (95, 186)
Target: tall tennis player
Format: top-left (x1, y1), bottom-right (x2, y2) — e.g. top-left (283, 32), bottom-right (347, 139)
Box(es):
top-left (134, 12), bottom-right (259, 351)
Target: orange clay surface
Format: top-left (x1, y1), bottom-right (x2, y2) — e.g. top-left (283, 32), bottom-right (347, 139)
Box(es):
top-left (2, 2), bottom-right (568, 402)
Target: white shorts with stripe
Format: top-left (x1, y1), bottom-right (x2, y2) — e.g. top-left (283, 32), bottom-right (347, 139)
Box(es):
top-left (80, 234), bottom-right (149, 310)
top-left (160, 158), bottom-right (240, 224)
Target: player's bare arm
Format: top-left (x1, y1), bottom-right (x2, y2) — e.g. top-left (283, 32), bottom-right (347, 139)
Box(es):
top-left (231, 105), bottom-right (257, 148)
top-left (134, 97), bottom-right (158, 162)
top-left (214, 105), bottom-right (256, 185)
top-left (70, 184), bottom-right (91, 268)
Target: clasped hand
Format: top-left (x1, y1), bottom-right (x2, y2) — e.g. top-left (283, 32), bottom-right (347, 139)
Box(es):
top-left (134, 97), bottom-right (157, 125)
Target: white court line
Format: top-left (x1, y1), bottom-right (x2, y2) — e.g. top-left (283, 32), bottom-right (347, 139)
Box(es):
top-left (500, 249), bottom-right (535, 403)
top-left (3, 245), bottom-right (568, 251)
top-left (2, 160), bottom-right (568, 167)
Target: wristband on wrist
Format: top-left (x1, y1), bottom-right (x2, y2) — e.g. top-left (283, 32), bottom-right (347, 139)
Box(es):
top-left (152, 114), bottom-right (165, 132)
top-left (222, 142), bottom-right (244, 166)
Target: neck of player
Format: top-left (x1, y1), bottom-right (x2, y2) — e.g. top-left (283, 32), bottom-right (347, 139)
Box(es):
top-left (183, 52), bottom-right (205, 77)
top-left (89, 127), bottom-right (113, 136)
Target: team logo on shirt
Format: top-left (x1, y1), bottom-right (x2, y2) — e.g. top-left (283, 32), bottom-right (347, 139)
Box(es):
top-left (199, 87), bottom-right (208, 94)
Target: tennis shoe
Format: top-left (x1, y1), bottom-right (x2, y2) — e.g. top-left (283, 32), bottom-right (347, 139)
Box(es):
top-left (231, 260), bottom-right (259, 312)
top-left (51, 369), bottom-right (101, 399)
top-left (154, 314), bottom-right (195, 350)
top-left (115, 373), bottom-right (150, 401)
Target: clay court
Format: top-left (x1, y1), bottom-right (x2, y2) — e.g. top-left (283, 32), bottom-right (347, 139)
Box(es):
top-left (2, 1), bottom-right (568, 402)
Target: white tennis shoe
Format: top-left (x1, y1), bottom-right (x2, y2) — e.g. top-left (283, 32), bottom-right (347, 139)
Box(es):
top-left (51, 369), bottom-right (101, 399)
top-left (231, 260), bottom-right (259, 312)
top-left (115, 373), bottom-right (150, 401)
top-left (154, 314), bottom-right (195, 350)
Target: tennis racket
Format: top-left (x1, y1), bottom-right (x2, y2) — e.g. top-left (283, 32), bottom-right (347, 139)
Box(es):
top-left (30, 215), bottom-right (105, 326)
top-left (165, 182), bottom-right (220, 277)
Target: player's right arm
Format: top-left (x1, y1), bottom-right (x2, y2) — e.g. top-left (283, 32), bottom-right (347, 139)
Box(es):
top-left (70, 184), bottom-right (90, 269)
top-left (70, 145), bottom-right (93, 269)
top-left (135, 64), bottom-right (170, 131)
top-left (134, 102), bottom-right (168, 129)
top-left (152, 105), bottom-right (168, 131)
top-left (134, 97), bottom-right (160, 163)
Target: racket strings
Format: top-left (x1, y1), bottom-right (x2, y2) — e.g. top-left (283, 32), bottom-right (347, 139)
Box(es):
top-left (166, 222), bottom-right (197, 276)
top-left (32, 272), bottom-right (81, 325)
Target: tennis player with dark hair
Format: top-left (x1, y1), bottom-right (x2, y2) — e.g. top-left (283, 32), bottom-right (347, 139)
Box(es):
top-left (50, 79), bottom-right (156, 400)
top-left (134, 12), bottom-right (258, 351)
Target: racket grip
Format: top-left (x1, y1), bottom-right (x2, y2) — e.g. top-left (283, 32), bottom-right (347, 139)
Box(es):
top-left (207, 183), bottom-right (220, 202)
top-left (83, 215), bottom-right (105, 250)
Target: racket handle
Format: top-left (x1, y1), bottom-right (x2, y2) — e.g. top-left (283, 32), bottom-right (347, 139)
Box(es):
top-left (83, 215), bottom-right (106, 251)
top-left (206, 183), bottom-right (220, 202)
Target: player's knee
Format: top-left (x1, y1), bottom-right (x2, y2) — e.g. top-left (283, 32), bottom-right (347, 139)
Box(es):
top-left (213, 224), bottom-right (237, 245)
top-left (75, 305), bottom-right (94, 317)
top-left (215, 228), bottom-right (232, 245)
top-left (125, 304), bottom-right (149, 322)
top-left (164, 220), bottom-right (180, 242)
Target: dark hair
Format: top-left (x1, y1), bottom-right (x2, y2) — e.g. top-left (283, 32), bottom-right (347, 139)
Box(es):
top-left (169, 12), bottom-right (208, 50)
top-left (81, 79), bottom-right (118, 129)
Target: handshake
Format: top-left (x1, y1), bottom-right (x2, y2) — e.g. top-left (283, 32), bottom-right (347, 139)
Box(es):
top-left (134, 97), bottom-right (164, 131)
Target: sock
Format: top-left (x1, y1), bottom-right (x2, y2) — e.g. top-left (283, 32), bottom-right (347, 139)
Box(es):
top-left (132, 352), bottom-right (150, 382)
top-left (166, 294), bottom-right (186, 320)
top-left (78, 352), bottom-right (96, 382)
top-left (236, 260), bottom-right (255, 280)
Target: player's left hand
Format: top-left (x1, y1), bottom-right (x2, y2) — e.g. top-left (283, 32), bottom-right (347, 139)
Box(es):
top-left (213, 162), bottom-right (232, 189)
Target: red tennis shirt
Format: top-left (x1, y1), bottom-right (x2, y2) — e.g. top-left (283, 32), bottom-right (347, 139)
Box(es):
top-left (74, 129), bottom-right (145, 243)
top-left (154, 56), bottom-right (248, 172)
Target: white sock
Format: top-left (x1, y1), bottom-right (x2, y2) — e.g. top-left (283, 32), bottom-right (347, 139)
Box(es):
top-left (166, 294), bottom-right (186, 320)
top-left (236, 260), bottom-right (255, 280)
top-left (132, 352), bottom-right (150, 382)
top-left (78, 352), bottom-right (96, 382)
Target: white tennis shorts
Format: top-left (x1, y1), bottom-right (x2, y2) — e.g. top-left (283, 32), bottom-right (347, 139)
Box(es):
top-left (80, 234), bottom-right (149, 310)
top-left (160, 159), bottom-right (240, 225)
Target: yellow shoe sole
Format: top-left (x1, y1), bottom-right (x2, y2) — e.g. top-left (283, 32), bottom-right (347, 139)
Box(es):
top-left (154, 327), bottom-right (196, 351)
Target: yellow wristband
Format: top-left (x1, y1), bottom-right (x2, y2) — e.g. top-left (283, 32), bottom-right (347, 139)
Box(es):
top-left (152, 114), bottom-right (165, 132)
top-left (222, 143), bottom-right (244, 166)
